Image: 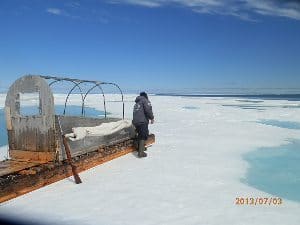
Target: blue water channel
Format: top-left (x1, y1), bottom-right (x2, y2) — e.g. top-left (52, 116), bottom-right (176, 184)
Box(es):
top-left (242, 140), bottom-right (300, 202)
top-left (0, 109), bottom-right (7, 146)
top-left (242, 120), bottom-right (300, 202)
top-left (258, 119), bottom-right (300, 130)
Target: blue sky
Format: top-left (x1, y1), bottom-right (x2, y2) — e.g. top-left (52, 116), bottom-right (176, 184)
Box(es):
top-left (0, 0), bottom-right (300, 93)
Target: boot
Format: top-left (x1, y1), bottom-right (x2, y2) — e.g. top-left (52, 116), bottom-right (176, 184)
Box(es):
top-left (138, 140), bottom-right (147, 158)
top-left (133, 138), bottom-right (139, 151)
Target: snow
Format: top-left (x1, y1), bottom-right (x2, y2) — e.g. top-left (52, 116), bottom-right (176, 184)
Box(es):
top-left (1, 94), bottom-right (300, 225)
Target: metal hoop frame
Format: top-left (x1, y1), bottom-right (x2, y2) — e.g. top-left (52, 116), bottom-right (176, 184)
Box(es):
top-left (40, 75), bottom-right (125, 119)
top-left (82, 83), bottom-right (107, 118)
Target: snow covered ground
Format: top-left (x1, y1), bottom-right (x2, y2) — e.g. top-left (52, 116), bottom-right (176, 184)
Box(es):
top-left (1, 94), bottom-right (300, 225)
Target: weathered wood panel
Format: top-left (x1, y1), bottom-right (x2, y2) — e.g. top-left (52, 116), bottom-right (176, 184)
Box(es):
top-left (0, 161), bottom-right (40, 177)
top-left (9, 150), bottom-right (57, 164)
top-left (5, 75), bottom-right (56, 155)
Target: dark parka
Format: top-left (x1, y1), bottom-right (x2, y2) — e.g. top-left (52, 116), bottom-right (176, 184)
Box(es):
top-left (132, 96), bottom-right (154, 126)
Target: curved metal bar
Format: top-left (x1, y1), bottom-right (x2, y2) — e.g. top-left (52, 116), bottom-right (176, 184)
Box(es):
top-left (63, 81), bottom-right (85, 115)
top-left (82, 83), bottom-right (107, 118)
top-left (49, 80), bottom-right (84, 101)
top-left (102, 82), bottom-right (125, 119)
top-left (46, 78), bottom-right (85, 115)
top-left (98, 85), bottom-right (107, 118)
top-left (49, 80), bottom-right (60, 87)
top-left (40, 75), bottom-right (125, 119)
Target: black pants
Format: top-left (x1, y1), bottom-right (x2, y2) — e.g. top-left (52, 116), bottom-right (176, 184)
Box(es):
top-left (135, 123), bottom-right (149, 141)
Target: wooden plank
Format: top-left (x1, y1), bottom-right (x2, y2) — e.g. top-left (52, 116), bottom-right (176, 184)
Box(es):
top-left (0, 135), bottom-right (155, 203)
top-left (9, 150), bottom-right (56, 163)
top-left (0, 160), bottom-right (40, 177)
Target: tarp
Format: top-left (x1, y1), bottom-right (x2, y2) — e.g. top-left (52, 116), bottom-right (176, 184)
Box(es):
top-left (65, 120), bottom-right (132, 141)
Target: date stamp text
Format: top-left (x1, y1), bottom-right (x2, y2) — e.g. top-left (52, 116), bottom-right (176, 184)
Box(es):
top-left (235, 197), bottom-right (283, 206)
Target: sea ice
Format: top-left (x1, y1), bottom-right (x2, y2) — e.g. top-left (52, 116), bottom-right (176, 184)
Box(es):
top-left (0, 94), bottom-right (300, 225)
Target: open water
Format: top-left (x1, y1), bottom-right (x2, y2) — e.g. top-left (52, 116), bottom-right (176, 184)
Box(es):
top-left (0, 105), bottom-right (104, 147)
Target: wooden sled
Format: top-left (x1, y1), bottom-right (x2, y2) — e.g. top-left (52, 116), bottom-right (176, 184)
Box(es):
top-left (0, 75), bottom-right (155, 203)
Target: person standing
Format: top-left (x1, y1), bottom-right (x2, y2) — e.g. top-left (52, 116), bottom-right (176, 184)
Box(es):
top-left (132, 92), bottom-right (154, 157)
